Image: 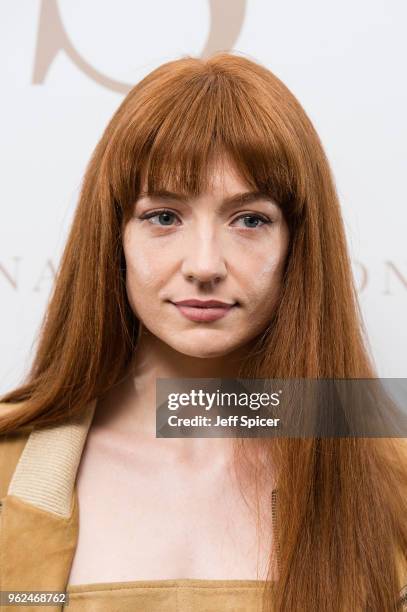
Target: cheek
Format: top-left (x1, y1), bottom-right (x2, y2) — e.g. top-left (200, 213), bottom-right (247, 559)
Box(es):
top-left (126, 251), bottom-right (154, 290)
top-left (123, 231), bottom-right (161, 291)
top-left (240, 246), bottom-right (288, 317)
top-left (257, 227), bottom-right (289, 284)
top-left (124, 256), bottom-right (162, 322)
top-left (245, 248), bottom-right (286, 292)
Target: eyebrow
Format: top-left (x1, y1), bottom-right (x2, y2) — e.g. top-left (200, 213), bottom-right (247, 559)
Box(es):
top-left (137, 189), bottom-right (278, 209)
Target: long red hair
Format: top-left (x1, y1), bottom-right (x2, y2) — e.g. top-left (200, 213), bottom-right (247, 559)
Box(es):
top-left (1, 52), bottom-right (406, 611)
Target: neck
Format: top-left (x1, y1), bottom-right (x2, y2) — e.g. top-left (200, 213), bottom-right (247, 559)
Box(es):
top-left (91, 328), bottom-right (255, 462)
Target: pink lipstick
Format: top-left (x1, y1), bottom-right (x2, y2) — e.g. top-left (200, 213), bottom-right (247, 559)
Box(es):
top-left (171, 299), bottom-right (237, 322)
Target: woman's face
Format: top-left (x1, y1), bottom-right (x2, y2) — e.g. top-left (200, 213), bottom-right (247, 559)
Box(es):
top-left (122, 156), bottom-right (290, 359)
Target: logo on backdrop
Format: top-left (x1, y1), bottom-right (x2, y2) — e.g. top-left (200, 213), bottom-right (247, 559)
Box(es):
top-left (32, 0), bottom-right (247, 94)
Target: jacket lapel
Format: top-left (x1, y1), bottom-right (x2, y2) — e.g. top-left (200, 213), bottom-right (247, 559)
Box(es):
top-left (0, 399), bottom-right (96, 611)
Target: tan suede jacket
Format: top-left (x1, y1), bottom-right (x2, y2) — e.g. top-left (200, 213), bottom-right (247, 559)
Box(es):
top-left (0, 400), bottom-right (406, 611)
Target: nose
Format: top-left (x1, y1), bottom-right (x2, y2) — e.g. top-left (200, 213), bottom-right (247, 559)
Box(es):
top-left (181, 231), bottom-right (227, 284)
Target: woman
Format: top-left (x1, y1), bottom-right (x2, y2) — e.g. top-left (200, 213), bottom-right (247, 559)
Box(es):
top-left (0, 52), bottom-right (406, 611)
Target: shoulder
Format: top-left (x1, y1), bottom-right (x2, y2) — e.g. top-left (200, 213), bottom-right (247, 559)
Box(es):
top-left (0, 402), bottom-right (32, 498)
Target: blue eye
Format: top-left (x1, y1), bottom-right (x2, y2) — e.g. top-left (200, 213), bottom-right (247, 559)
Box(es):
top-left (235, 214), bottom-right (271, 229)
top-left (140, 210), bottom-right (176, 226)
top-left (139, 209), bottom-right (272, 229)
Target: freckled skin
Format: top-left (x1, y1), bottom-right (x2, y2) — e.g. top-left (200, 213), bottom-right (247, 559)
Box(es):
top-left (122, 156), bottom-right (290, 362)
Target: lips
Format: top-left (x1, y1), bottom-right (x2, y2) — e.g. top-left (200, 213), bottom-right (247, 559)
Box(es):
top-left (171, 301), bottom-right (237, 322)
top-left (173, 299), bottom-right (236, 308)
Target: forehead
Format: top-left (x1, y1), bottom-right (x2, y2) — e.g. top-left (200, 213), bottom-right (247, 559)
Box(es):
top-left (140, 154), bottom-right (254, 196)
top-left (204, 158), bottom-right (250, 193)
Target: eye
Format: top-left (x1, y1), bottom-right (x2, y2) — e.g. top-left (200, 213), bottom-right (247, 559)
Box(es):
top-left (233, 214), bottom-right (272, 229)
top-left (139, 209), bottom-right (179, 226)
top-left (138, 209), bottom-right (273, 229)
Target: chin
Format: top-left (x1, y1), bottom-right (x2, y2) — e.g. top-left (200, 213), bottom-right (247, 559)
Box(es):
top-left (170, 341), bottom-right (239, 360)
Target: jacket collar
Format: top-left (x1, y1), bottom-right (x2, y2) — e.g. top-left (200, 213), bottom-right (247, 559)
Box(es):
top-left (0, 399), bottom-right (97, 608)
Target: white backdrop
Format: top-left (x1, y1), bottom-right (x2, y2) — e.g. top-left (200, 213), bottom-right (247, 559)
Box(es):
top-left (1, 0), bottom-right (406, 394)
